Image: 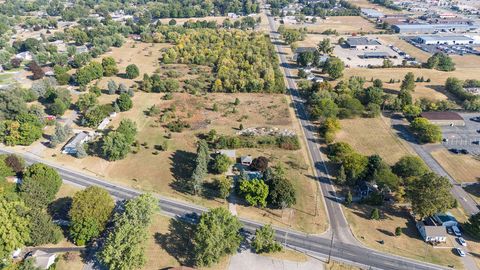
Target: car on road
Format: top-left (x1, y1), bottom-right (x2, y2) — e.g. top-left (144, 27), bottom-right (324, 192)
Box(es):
top-left (470, 117), bottom-right (480, 122)
top-left (457, 237), bottom-right (467, 246)
top-left (454, 248), bottom-right (466, 257)
top-left (460, 149), bottom-right (469, 155)
top-left (449, 148), bottom-right (459, 154)
top-left (180, 212), bottom-right (200, 224)
top-left (473, 141), bottom-right (480, 145)
top-left (477, 129), bottom-right (480, 133)
top-left (452, 225), bottom-right (462, 236)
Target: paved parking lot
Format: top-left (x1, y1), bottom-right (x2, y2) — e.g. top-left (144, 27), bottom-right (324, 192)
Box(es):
top-left (441, 113), bottom-right (480, 155)
top-left (334, 44), bottom-right (405, 67)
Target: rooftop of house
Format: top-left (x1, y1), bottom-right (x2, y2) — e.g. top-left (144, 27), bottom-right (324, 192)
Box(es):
top-left (346, 37), bottom-right (381, 46)
top-left (421, 111), bottom-right (463, 121)
top-left (30, 250), bottom-right (56, 269)
top-left (240, 155), bottom-right (253, 163)
top-left (424, 225), bottom-right (447, 236)
top-left (64, 131), bottom-right (89, 149)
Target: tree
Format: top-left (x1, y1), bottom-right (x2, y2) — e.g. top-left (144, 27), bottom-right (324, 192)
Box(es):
top-left (19, 163), bottom-right (62, 208)
top-left (0, 196), bottom-right (30, 260)
top-left (264, 166), bottom-right (296, 208)
top-left (101, 132), bottom-right (131, 161)
top-left (395, 227), bottom-right (402, 236)
top-left (116, 119), bottom-right (137, 143)
top-left (27, 210), bottom-right (62, 246)
top-left (29, 61), bottom-right (45, 80)
top-left (99, 194), bottom-right (158, 270)
top-left (76, 142), bottom-right (87, 158)
top-left (345, 190), bottom-right (352, 206)
top-left (251, 156), bottom-right (269, 172)
top-left (125, 64), bottom-right (139, 79)
top-left (239, 179), bottom-right (269, 207)
top-left (400, 72), bottom-right (415, 92)
top-left (116, 93), bottom-right (133, 111)
top-left (50, 122), bottom-right (72, 147)
top-left (409, 117), bottom-right (442, 143)
top-left (370, 208), bottom-right (380, 220)
top-left (323, 57), bottom-right (344, 79)
top-left (102, 57), bottom-right (118, 76)
top-left (252, 224), bottom-right (282, 253)
top-left (308, 96), bottom-right (338, 120)
top-left (464, 212), bottom-right (480, 239)
top-left (76, 92), bottom-right (98, 112)
top-left (426, 52), bottom-right (455, 71)
top-left (191, 140), bottom-right (209, 195)
top-left (5, 154), bottom-right (25, 174)
top-left (212, 154), bottom-right (232, 174)
top-left (406, 172), bottom-right (453, 219)
top-left (402, 104), bottom-right (422, 120)
top-left (392, 155), bottom-right (429, 179)
top-left (194, 208), bottom-right (242, 267)
top-left (69, 186), bottom-right (114, 245)
top-left (215, 176), bottom-right (232, 200)
top-left (317, 38), bottom-right (333, 55)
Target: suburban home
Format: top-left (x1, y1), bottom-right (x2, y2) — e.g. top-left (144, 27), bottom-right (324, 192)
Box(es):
top-left (293, 47), bottom-right (317, 62)
top-left (434, 213), bottom-right (458, 227)
top-left (356, 181), bottom-right (378, 199)
top-left (29, 250), bottom-right (57, 269)
top-left (216, 149), bottom-right (236, 160)
top-left (62, 131), bottom-right (90, 154)
top-left (416, 221), bottom-right (447, 244)
top-left (240, 155), bottom-right (253, 166)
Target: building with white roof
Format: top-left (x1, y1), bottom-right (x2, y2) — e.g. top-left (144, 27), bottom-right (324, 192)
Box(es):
top-left (415, 35), bottom-right (474, 45)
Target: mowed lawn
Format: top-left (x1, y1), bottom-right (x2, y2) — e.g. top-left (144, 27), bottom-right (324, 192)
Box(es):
top-left (36, 91), bottom-right (328, 234)
top-left (343, 204), bottom-right (463, 269)
top-left (335, 116), bottom-right (415, 165)
top-left (431, 149), bottom-right (480, 183)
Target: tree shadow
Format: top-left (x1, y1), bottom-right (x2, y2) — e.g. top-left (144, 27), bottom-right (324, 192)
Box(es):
top-left (463, 183), bottom-right (480, 200)
top-left (48, 197), bottom-right (73, 220)
top-left (377, 228), bottom-right (395, 237)
top-left (155, 218), bottom-right (196, 267)
top-left (169, 150), bottom-right (196, 194)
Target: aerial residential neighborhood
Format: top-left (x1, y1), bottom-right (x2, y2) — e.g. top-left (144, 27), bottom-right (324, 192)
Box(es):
top-left (0, 0), bottom-right (480, 270)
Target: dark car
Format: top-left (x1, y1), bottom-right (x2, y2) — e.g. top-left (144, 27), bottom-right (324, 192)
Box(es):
top-left (180, 212), bottom-right (200, 224)
top-left (470, 117), bottom-right (480, 122)
top-left (460, 149), bottom-right (469, 154)
top-left (473, 141), bottom-right (480, 145)
top-left (477, 129), bottom-right (480, 133)
top-left (449, 148), bottom-right (459, 154)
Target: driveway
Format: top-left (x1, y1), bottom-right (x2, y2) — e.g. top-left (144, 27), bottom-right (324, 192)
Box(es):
top-left (228, 250), bottom-right (324, 270)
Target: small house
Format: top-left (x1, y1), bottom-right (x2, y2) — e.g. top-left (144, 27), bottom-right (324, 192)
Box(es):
top-left (29, 250), bottom-right (57, 270)
top-left (416, 221), bottom-right (447, 243)
top-left (97, 117), bottom-right (111, 130)
top-left (62, 132), bottom-right (90, 154)
top-left (434, 213), bottom-right (458, 227)
top-left (240, 155), bottom-right (253, 166)
top-left (345, 37), bottom-right (381, 49)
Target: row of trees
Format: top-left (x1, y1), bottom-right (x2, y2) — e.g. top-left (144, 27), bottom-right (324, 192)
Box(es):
top-left (327, 142), bottom-right (455, 218)
top-left (445, 77), bottom-right (480, 111)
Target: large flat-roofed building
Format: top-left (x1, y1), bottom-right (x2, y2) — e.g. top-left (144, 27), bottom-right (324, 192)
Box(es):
top-left (345, 37), bottom-right (381, 49)
top-left (421, 111), bottom-right (465, 126)
top-left (415, 35), bottom-right (474, 45)
top-left (392, 23), bottom-right (477, 33)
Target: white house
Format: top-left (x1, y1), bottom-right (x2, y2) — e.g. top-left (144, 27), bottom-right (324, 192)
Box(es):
top-left (62, 131), bottom-right (90, 154)
top-left (416, 221), bottom-right (447, 243)
top-left (29, 250), bottom-right (57, 270)
top-left (240, 155), bottom-right (253, 166)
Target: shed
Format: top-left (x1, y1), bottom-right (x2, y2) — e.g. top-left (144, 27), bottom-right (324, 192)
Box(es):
top-left (97, 117), bottom-right (111, 130)
top-left (29, 250), bottom-right (57, 270)
top-left (240, 155), bottom-right (253, 166)
top-left (421, 111), bottom-right (465, 126)
top-left (434, 213), bottom-right (458, 227)
top-left (62, 131), bottom-right (90, 154)
top-left (416, 221), bottom-right (447, 243)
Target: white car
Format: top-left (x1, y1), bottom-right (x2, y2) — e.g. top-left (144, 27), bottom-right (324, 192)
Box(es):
top-left (455, 248), bottom-right (466, 257)
top-left (452, 226), bottom-right (462, 237)
top-left (457, 237), bottom-right (467, 247)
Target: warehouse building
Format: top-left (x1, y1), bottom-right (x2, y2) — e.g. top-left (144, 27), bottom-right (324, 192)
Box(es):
top-left (415, 35), bottom-right (474, 45)
top-left (392, 23), bottom-right (477, 34)
top-left (421, 111), bottom-right (465, 126)
top-left (345, 37), bottom-right (381, 49)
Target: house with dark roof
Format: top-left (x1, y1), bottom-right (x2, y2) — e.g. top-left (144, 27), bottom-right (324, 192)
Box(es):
top-left (421, 111), bottom-right (465, 126)
top-left (345, 37), bottom-right (381, 49)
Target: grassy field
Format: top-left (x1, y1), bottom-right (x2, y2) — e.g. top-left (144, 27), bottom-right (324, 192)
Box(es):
top-left (28, 91), bottom-right (327, 234)
top-left (335, 116), bottom-right (415, 165)
top-left (431, 149), bottom-right (480, 183)
top-left (283, 16), bottom-right (377, 34)
top-left (349, 0), bottom-right (406, 14)
top-left (343, 204), bottom-right (463, 269)
top-left (0, 73), bottom-right (13, 84)
top-left (56, 252), bottom-right (84, 270)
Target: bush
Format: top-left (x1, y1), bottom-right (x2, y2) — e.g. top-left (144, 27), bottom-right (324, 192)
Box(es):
top-left (370, 208), bottom-right (380, 220)
top-left (125, 64), bottom-right (139, 79)
top-left (395, 227), bottom-right (402, 236)
top-left (212, 154), bottom-right (232, 174)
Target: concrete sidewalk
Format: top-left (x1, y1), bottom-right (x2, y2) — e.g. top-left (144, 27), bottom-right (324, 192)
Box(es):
top-left (228, 250), bottom-right (324, 270)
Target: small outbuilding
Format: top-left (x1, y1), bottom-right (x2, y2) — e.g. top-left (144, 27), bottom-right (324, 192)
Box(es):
top-left (420, 111), bottom-right (465, 126)
top-left (240, 155), bottom-right (253, 166)
top-left (416, 221), bottom-right (447, 244)
top-left (216, 149), bottom-right (236, 160)
top-left (434, 213), bottom-right (458, 227)
top-left (29, 250), bottom-right (57, 270)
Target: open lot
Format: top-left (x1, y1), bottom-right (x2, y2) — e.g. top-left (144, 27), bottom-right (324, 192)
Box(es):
top-left (282, 16), bottom-right (377, 34)
top-left (431, 149), bottom-right (480, 183)
top-left (343, 204), bottom-right (463, 268)
top-left (335, 116), bottom-right (415, 165)
top-left (19, 91), bottom-right (327, 234)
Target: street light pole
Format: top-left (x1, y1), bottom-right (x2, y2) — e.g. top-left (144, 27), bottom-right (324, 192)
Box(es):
top-left (327, 232), bottom-right (334, 264)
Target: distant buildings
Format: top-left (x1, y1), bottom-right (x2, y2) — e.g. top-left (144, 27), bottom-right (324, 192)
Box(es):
top-left (361, 8), bottom-right (384, 19)
top-left (414, 35), bottom-right (474, 45)
top-left (392, 23), bottom-right (477, 34)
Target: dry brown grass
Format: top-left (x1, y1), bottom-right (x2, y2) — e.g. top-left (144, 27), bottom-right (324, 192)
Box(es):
top-left (335, 116), bottom-right (415, 165)
top-left (28, 91), bottom-right (327, 234)
top-left (284, 16), bottom-right (376, 34)
top-left (431, 149), bottom-right (480, 183)
top-left (326, 261), bottom-right (362, 270)
top-left (260, 248), bottom-right (309, 262)
top-left (56, 252), bottom-right (84, 270)
top-left (349, 0), bottom-right (406, 14)
top-left (344, 204), bottom-right (463, 268)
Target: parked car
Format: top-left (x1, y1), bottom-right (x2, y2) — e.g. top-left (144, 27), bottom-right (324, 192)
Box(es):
top-left (449, 148), bottom-right (459, 154)
top-left (457, 237), bottom-right (467, 247)
top-left (470, 117), bottom-right (480, 122)
top-left (476, 129), bottom-right (480, 133)
top-left (447, 227), bottom-right (453, 234)
top-left (452, 225), bottom-right (462, 236)
top-left (455, 248), bottom-right (466, 257)
top-left (460, 149), bottom-right (469, 155)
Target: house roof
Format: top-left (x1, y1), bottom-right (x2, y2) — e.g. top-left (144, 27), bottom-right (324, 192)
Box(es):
top-left (240, 155), bottom-right (253, 163)
top-left (424, 225), bottom-right (446, 237)
top-left (217, 150), bottom-right (236, 159)
top-left (421, 111), bottom-right (463, 121)
top-left (294, 47), bottom-right (317, 54)
top-left (346, 37), bottom-right (381, 46)
top-left (31, 250), bottom-right (56, 269)
top-left (64, 132), bottom-right (89, 149)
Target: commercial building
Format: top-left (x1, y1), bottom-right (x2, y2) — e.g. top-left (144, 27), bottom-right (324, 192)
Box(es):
top-left (421, 111), bottom-right (465, 126)
top-left (345, 37), bottom-right (381, 49)
top-left (415, 35), bottom-right (474, 45)
top-left (392, 23), bottom-right (477, 34)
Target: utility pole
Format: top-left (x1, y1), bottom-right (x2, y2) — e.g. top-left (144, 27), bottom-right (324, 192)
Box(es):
top-left (327, 232), bottom-right (334, 264)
